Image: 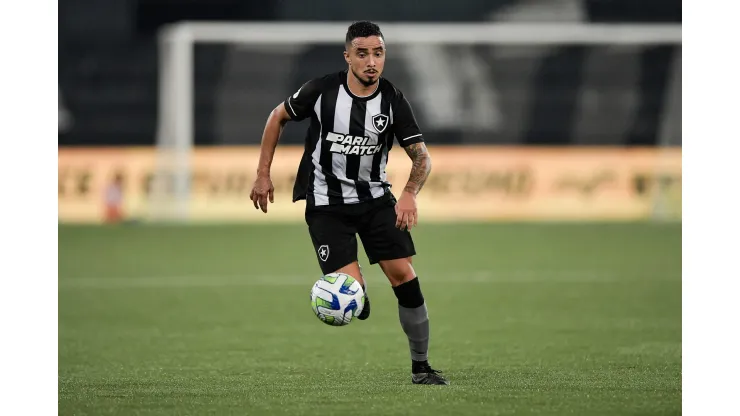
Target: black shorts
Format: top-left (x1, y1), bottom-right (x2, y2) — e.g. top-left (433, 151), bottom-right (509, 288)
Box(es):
top-left (305, 192), bottom-right (416, 275)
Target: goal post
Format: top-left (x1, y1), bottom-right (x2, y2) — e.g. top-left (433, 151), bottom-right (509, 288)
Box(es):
top-left (153, 21), bottom-right (682, 223)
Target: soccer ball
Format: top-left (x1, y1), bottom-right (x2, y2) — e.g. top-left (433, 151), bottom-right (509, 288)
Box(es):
top-left (310, 273), bottom-right (365, 326)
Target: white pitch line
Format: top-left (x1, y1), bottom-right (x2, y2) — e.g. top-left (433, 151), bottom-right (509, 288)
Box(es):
top-left (58, 270), bottom-right (679, 289)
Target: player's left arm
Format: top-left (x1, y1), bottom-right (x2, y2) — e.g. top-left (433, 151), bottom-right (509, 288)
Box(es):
top-left (403, 142), bottom-right (432, 196)
top-left (393, 93), bottom-right (432, 231)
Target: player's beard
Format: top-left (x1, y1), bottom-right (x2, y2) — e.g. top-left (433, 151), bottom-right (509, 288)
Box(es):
top-left (351, 68), bottom-right (378, 87)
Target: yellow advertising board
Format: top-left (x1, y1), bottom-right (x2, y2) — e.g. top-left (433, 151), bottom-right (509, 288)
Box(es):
top-left (58, 146), bottom-right (681, 223)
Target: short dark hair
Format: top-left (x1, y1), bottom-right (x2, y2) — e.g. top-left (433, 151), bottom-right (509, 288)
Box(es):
top-left (345, 21), bottom-right (384, 48)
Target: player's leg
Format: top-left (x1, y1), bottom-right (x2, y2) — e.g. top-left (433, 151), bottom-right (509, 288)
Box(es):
top-left (378, 257), bottom-right (447, 385)
top-left (306, 208), bottom-right (370, 320)
top-left (358, 196), bottom-right (448, 385)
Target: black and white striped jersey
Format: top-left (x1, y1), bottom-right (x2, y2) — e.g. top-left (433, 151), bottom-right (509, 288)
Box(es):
top-left (284, 70), bottom-right (425, 207)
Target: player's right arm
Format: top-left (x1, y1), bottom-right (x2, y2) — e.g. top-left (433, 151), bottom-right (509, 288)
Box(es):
top-left (249, 79), bottom-right (322, 213)
top-left (249, 103), bottom-right (291, 213)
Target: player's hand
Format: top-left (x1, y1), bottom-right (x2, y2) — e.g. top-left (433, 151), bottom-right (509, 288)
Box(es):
top-left (395, 191), bottom-right (418, 231)
top-left (249, 175), bottom-right (274, 213)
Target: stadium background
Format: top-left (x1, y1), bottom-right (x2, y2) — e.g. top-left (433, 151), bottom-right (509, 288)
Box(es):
top-left (58, 1), bottom-right (682, 415)
top-left (58, 0), bottom-right (681, 224)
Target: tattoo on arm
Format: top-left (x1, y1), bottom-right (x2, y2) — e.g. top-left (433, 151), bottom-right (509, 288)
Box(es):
top-left (403, 143), bottom-right (432, 195)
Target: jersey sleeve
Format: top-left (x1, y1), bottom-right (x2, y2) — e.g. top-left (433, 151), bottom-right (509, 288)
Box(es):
top-left (392, 93), bottom-right (425, 147)
top-left (284, 78), bottom-right (323, 121)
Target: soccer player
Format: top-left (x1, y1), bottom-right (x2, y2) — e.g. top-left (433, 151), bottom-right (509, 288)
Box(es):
top-left (249, 21), bottom-right (448, 386)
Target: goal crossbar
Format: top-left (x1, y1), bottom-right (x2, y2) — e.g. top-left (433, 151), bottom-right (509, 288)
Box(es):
top-left (160, 21), bottom-right (681, 45)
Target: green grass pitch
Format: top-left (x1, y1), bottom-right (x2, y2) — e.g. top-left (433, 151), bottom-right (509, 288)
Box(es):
top-left (59, 222), bottom-right (681, 415)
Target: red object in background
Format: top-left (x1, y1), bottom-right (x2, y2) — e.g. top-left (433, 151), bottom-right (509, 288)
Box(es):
top-left (105, 204), bottom-right (123, 223)
top-left (103, 173), bottom-right (125, 223)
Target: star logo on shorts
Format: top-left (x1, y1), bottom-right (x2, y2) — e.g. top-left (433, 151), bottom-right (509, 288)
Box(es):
top-left (372, 114), bottom-right (389, 133)
top-left (318, 245), bottom-right (330, 262)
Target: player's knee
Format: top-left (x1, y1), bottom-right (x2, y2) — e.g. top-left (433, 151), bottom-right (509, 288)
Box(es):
top-left (379, 257), bottom-right (416, 287)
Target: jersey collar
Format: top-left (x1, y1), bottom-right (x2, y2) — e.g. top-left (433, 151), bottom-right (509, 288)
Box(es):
top-left (342, 70), bottom-right (382, 102)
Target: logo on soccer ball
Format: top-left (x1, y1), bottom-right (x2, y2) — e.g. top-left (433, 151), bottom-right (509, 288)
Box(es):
top-left (372, 114), bottom-right (389, 133)
top-left (318, 245), bottom-right (330, 262)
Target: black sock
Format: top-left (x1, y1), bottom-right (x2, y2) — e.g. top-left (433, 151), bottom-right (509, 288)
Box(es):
top-left (412, 359), bottom-right (430, 374)
top-left (360, 266), bottom-right (366, 294)
top-left (392, 277), bottom-right (424, 308)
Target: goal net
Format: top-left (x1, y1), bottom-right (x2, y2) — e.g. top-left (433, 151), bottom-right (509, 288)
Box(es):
top-left (153, 22), bottom-right (681, 223)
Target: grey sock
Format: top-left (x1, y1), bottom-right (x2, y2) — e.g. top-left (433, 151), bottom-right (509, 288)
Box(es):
top-left (398, 302), bottom-right (429, 362)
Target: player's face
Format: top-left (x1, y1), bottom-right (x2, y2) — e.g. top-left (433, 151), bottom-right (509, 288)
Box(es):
top-left (344, 36), bottom-right (386, 87)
